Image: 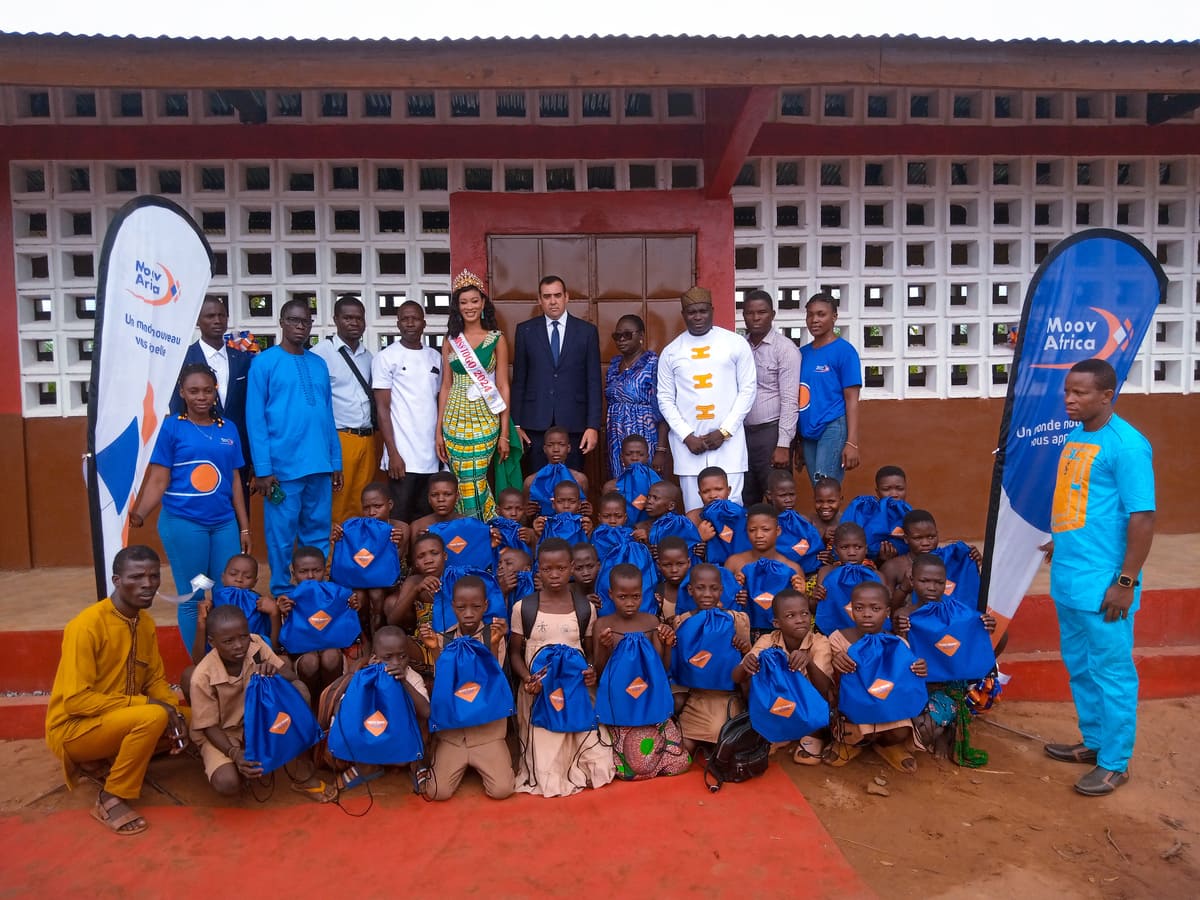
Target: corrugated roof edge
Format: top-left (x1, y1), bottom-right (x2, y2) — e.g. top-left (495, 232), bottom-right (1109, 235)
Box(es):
top-left (0, 31), bottom-right (1197, 46)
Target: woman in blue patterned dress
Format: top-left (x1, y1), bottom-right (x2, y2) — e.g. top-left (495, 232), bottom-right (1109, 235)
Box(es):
top-left (604, 315), bottom-right (668, 479)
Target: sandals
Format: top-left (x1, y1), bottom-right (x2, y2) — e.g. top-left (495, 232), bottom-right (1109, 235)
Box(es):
top-left (824, 741), bottom-right (863, 767)
top-left (91, 794), bottom-right (148, 836)
top-left (290, 779), bottom-right (338, 803)
top-left (873, 742), bottom-right (918, 774)
top-left (1074, 766), bottom-right (1130, 796)
top-left (335, 765), bottom-right (383, 793)
top-left (1044, 742), bottom-right (1098, 765)
top-left (792, 736), bottom-right (825, 766)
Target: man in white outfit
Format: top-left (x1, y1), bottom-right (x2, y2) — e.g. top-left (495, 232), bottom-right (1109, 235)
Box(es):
top-left (657, 286), bottom-right (758, 511)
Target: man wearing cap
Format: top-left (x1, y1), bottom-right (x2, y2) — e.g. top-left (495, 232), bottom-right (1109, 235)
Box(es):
top-left (657, 286), bottom-right (758, 511)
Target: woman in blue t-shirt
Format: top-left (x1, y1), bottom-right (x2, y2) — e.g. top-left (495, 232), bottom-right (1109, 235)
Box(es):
top-left (797, 293), bottom-right (862, 486)
top-left (130, 363), bottom-right (251, 651)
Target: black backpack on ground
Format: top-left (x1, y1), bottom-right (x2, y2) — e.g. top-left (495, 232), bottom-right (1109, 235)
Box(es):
top-left (703, 709), bottom-right (771, 793)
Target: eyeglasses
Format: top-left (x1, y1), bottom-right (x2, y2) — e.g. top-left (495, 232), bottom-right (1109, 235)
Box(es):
top-left (282, 316), bottom-right (313, 327)
top-left (611, 330), bottom-right (640, 341)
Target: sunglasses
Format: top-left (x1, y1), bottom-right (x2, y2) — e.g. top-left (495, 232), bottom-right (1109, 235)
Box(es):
top-left (611, 330), bottom-right (640, 341)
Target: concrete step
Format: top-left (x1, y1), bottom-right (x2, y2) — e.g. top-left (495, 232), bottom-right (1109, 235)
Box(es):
top-left (1000, 644), bottom-right (1200, 702)
top-left (1004, 589), bottom-right (1200, 654)
top-left (0, 627), bottom-right (190, 694)
top-left (0, 694), bottom-right (49, 741)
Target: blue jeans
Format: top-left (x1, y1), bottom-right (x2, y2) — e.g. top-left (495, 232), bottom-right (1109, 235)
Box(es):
top-left (263, 473), bottom-right (332, 597)
top-left (801, 414), bottom-right (847, 486)
top-left (1056, 602), bottom-right (1138, 772)
top-left (156, 507), bottom-right (241, 652)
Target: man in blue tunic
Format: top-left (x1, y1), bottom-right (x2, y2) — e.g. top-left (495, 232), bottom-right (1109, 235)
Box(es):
top-left (1042, 359), bottom-right (1155, 796)
top-left (246, 298), bottom-right (342, 597)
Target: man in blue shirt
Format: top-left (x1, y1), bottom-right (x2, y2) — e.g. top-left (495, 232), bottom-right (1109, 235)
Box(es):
top-left (246, 299), bottom-right (342, 597)
top-left (1042, 359), bottom-right (1155, 796)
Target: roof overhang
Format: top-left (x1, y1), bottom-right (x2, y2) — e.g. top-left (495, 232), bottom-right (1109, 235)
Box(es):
top-left (1, 32), bottom-right (1198, 91)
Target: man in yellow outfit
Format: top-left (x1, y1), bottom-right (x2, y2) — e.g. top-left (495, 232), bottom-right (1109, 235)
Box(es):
top-left (45, 545), bottom-right (189, 835)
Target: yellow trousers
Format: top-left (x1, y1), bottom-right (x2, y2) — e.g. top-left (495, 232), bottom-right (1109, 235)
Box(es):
top-left (61, 704), bottom-right (170, 800)
top-left (332, 432), bottom-right (380, 526)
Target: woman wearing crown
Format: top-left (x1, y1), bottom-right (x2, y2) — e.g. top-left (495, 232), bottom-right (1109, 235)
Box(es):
top-left (435, 270), bottom-right (511, 519)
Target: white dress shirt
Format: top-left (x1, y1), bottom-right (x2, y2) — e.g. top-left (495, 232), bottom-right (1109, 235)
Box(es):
top-left (311, 335), bottom-right (374, 429)
top-left (201, 340), bottom-right (229, 406)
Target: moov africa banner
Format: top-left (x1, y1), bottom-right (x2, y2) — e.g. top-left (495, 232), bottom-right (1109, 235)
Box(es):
top-left (87, 196), bottom-right (213, 598)
top-left (980, 229), bottom-right (1165, 642)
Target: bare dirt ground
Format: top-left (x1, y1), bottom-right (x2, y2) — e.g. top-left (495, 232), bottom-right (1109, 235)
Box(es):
top-left (3, 698), bottom-right (1197, 899)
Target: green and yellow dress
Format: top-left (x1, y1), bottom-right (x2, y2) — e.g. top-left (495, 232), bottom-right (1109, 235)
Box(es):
top-left (443, 331), bottom-right (501, 519)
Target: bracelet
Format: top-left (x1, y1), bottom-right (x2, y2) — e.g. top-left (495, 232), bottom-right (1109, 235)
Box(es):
top-left (240, 529), bottom-right (250, 534)
top-left (654, 447), bottom-right (668, 454)
top-left (844, 441), bottom-right (859, 449)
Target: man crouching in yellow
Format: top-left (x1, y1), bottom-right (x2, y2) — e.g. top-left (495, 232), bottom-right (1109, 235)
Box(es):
top-left (45, 545), bottom-right (189, 835)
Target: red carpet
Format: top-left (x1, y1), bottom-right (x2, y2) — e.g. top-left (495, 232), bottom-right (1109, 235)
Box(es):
top-left (0, 765), bottom-right (870, 897)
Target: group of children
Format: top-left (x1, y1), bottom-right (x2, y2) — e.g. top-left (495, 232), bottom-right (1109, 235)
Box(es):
top-left (182, 427), bottom-right (1000, 804)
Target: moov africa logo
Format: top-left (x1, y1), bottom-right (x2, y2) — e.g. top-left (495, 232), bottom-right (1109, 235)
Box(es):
top-left (1031, 306), bottom-right (1133, 370)
top-left (126, 259), bottom-right (180, 306)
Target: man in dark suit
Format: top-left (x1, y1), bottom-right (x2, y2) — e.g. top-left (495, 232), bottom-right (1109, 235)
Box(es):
top-left (169, 296), bottom-right (253, 493)
top-left (512, 275), bottom-right (602, 472)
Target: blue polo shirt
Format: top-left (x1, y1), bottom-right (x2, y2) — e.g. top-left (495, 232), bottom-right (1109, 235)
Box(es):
top-left (798, 338), bottom-right (861, 439)
top-left (1050, 414), bottom-right (1155, 612)
top-left (150, 415), bottom-right (245, 526)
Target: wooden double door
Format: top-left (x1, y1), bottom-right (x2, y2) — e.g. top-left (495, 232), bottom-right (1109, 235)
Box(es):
top-left (487, 234), bottom-right (696, 486)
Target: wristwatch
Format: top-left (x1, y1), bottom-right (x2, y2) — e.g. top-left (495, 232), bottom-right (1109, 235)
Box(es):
top-left (719, 427), bottom-right (732, 439)
top-left (1116, 574), bottom-right (1136, 588)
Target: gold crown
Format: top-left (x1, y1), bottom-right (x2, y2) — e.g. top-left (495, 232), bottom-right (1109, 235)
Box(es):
top-left (452, 269), bottom-right (487, 294)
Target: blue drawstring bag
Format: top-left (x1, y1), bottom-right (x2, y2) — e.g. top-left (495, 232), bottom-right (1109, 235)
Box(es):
top-left (615, 463), bottom-right (662, 524)
top-left (815, 564), bottom-right (885, 636)
top-left (841, 496), bottom-right (912, 558)
top-left (838, 632), bottom-right (927, 724)
top-left (529, 464), bottom-right (584, 517)
top-left (489, 516), bottom-right (532, 566)
top-left (327, 663), bottom-right (424, 765)
top-left (211, 586), bottom-right (272, 642)
top-left (742, 558), bottom-right (796, 631)
top-left (279, 580), bottom-right (362, 654)
top-left (670, 609), bottom-right (742, 691)
top-left (428, 518), bottom-right (495, 571)
top-left (702, 500), bottom-right (751, 566)
top-left (529, 644), bottom-right (597, 734)
top-left (428, 636), bottom-right (514, 732)
top-left (506, 570), bottom-right (537, 615)
top-left (243, 673), bottom-right (322, 774)
top-left (591, 523), bottom-right (634, 561)
top-left (932, 541), bottom-right (983, 608)
top-left (539, 512), bottom-right (587, 546)
top-left (648, 513), bottom-right (702, 562)
top-left (431, 566), bottom-right (508, 632)
top-left (675, 566), bottom-right (742, 615)
top-left (906, 597), bottom-right (996, 682)
top-left (596, 631), bottom-right (674, 727)
top-left (330, 517), bottom-right (401, 589)
top-left (776, 510), bottom-right (825, 575)
top-left (595, 540), bottom-right (658, 616)
top-left (748, 647), bottom-right (831, 742)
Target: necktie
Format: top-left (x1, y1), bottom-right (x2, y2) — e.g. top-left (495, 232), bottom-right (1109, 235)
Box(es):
top-left (550, 319), bottom-right (561, 366)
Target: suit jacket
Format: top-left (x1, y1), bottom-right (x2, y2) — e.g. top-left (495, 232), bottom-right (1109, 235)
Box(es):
top-left (511, 314), bottom-right (601, 433)
top-left (169, 340), bottom-right (253, 457)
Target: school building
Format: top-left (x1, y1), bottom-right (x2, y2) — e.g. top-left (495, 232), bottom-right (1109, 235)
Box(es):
top-left (1, 31), bottom-right (1197, 570)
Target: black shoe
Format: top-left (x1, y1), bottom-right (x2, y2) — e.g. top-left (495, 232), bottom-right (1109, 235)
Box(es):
top-left (1074, 766), bottom-right (1130, 796)
top-left (1044, 742), bottom-right (1098, 764)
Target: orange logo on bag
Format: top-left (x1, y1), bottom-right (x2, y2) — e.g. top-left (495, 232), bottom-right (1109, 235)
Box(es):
top-left (770, 697), bottom-right (796, 718)
top-left (868, 679), bottom-right (894, 700)
top-left (754, 592), bottom-right (773, 610)
top-left (633, 494), bottom-right (647, 510)
top-left (720, 526), bottom-right (734, 543)
top-left (891, 526), bottom-right (905, 536)
top-left (792, 539), bottom-right (810, 555)
top-left (943, 580), bottom-right (956, 596)
top-left (447, 536), bottom-right (468, 554)
top-left (308, 610), bottom-right (331, 631)
top-left (625, 677), bottom-right (648, 699)
top-left (455, 682), bottom-right (481, 703)
top-left (364, 710), bottom-right (388, 736)
top-left (549, 687), bottom-right (565, 711)
top-left (354, 548), bottom-right (375, 568)
top-left (269, 712), bottom-right (291, 735)
top-left (936, 635), bottom-right (961, 657)
top-left (689, 650), bottom-right (712, 668)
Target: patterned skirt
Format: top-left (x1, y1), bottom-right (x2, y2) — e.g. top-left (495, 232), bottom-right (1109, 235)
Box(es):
top-left (442, 374), bottom-right (499, 520)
